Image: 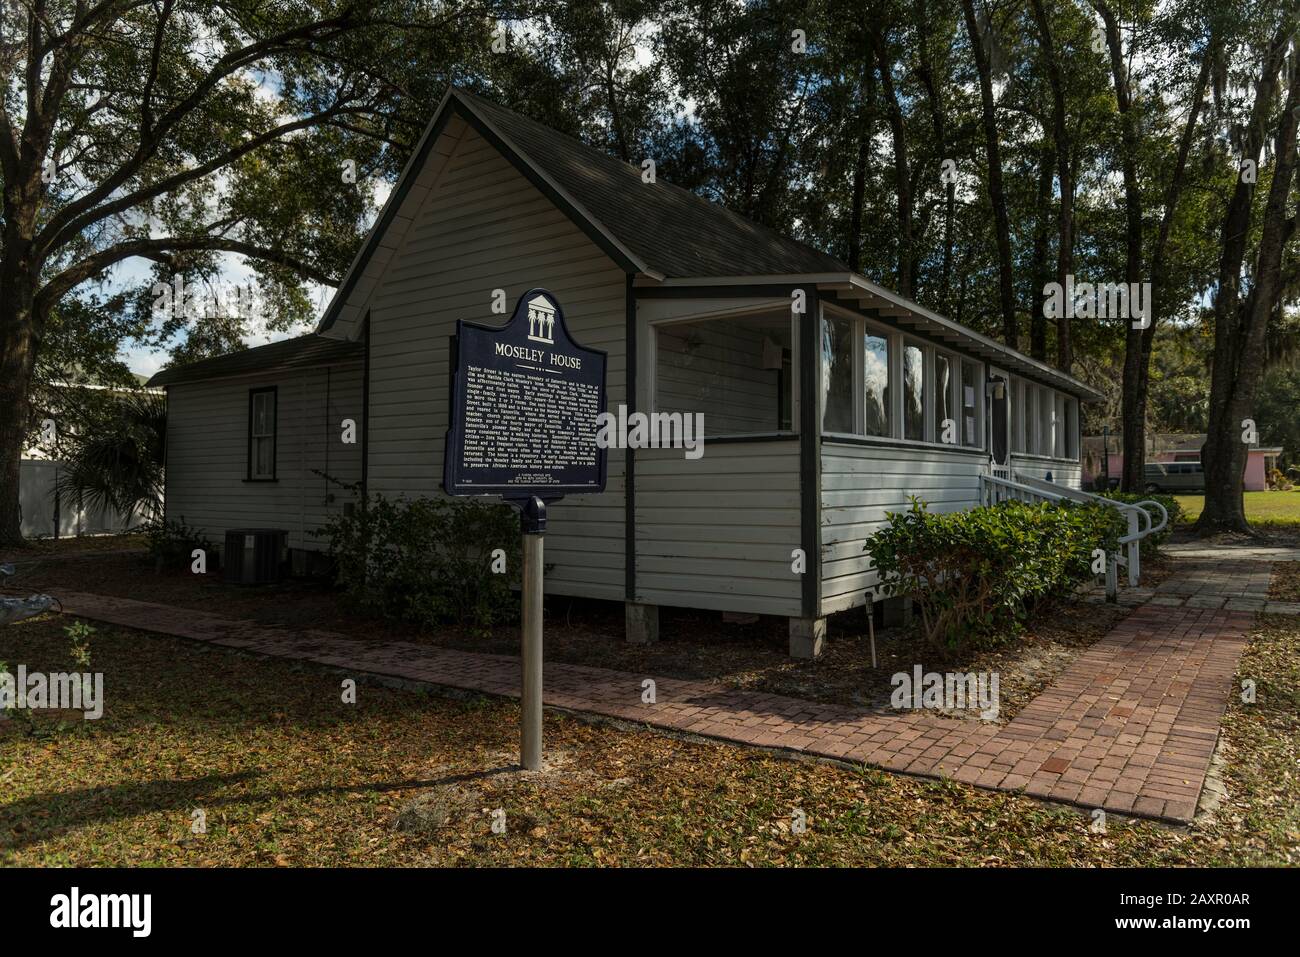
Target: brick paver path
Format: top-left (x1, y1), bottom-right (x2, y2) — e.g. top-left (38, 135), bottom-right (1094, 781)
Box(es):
top-left (1082, 551), bottom-right (1300, 614)
top-left (47, 588), bottom-right (1253, 824)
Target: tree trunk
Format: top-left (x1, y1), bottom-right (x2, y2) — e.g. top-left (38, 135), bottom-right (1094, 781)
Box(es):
top-left (1028, 141), bottom-right (1054, 362)
top-left (913, 0), bottom-right (954, 315)
top-left (1200, 35), bottom-right (1299, 534)
top-left (847, 38), bottom-right (876, 273)
top-left (1093, 1), bottom-right (1148, 492)
top-left (1028, 0), bottom-right (1073, 371)
top-left (874, 25), bottom-right (914, 298)
top-left (0, 283), bottom-right (39, 546)
top-left (1196, 22), bottom-right (1289, 535)
top-left (960, 0), bottom-right (1016, 349)
top-left (1135, 43), bottom-right (1214, 496)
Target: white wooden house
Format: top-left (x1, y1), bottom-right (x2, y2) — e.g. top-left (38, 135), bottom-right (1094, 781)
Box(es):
top-left (150, 87), bottom-right (1101, 656)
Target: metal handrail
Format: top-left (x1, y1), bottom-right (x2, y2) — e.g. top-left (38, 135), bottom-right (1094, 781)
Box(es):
top-left (1009, 474), bottom-right (1166, 543)
top-left (1118, 503), bottom-right (1151, 544)
top-left (977, 470), bottom-right (1169, 600)
top-left (1134, 498), bottom-right (1169, 536)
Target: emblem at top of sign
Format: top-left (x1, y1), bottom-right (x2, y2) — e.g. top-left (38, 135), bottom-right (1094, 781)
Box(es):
top-left (527, 295), bottom-right (556, 344)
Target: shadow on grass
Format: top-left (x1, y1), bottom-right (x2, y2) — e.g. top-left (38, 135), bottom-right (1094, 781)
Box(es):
top-left (0, 765), bottom-right (516, 852)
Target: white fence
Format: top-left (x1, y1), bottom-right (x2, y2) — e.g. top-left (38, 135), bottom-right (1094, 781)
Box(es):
top-left (19, 459), bottom-right (152, 538)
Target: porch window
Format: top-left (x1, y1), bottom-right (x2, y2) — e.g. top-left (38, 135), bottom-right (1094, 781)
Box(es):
top-left (902, 342), bottom-right (925, 441)
top-left (821, 311), bottom-right (855, 434)
top-left (934, 352), bottom-right (954, 443)
top-left (864, 331), bottom-right (890, 437)
top-left (655, 311), bottom-right (792, 435)
top-left (1064, 397), bottom-right (1079, 459)
top-left (960, 360), bottom-right (979, 447)
top-left (818, 306), bottom-right (986, 450)
top-left (1011, 377), bottom-right (1025, 453)
top-left (1029, 386), bottom-right (1043, 454)
top-left (1053, 393), bottom-right (1067, 457)
top-left (248, 387), bottom-right (277, 480)
top-left (1039, 388), bottom-right (1054, 456)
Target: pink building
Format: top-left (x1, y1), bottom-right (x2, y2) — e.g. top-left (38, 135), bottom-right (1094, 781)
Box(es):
top-left (1082, 433), bottom-right (1283, 492)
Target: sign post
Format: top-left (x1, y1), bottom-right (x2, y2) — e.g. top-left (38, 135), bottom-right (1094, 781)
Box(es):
top-left (443, 289), bottom-right (607, 771)
top-left (519, 496), bottom-right (545, 770)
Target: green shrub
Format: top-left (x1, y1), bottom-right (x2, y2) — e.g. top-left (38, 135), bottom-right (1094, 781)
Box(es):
top-left (64, 620), bottom-right (94, 670)
top-left (864, 498), bottom-right (1125, 658)
top-left (317, 492), bottom-right (521, 634)
top-left (140, 516), bottom-right (212, 569)
top-left (1100, 491), bottom-right (1182, 555)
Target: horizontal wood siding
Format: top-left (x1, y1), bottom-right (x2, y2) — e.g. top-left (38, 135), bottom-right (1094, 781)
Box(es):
top-left (164, 362), bottom-right (364, 552)
top-left (819, 441), bottom-right (987, 614)
top-left (323, 115), bottom-right (469, 341)
top-left (1010, 455), bottom-right (1082, 489)
top-left (365, 125), bottom-right (627, 600)
top-left (635, 440), bottom-right (802, 616)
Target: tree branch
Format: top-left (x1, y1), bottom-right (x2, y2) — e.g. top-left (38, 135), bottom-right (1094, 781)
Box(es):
top-left (36, 235), bottom-right (337, 314)
top-left (36, 8), bottom-right (367, 248)
top-left (39, 97), bottom-right (372, 255)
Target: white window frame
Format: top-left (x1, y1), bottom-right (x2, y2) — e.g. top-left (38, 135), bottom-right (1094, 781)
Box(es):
top-left (1053, 392), bottom-right (1066, 458)
top-left (248, 387), bottom-right (277, 481)
top-left (1027, 385), bottom-right (1040, 456)
top-left (1011, 376), bottom-right (1025, 454)
top-left (932, 347), bottom-right (960, 446)
top-left (821, 301), bottom-right (990, 451)
top-left (958, 356), bottom-right (984, 450)
top-left (864, 318), bottom-right (895, 439)
top-left (900, 335), bottom-right (928, 443)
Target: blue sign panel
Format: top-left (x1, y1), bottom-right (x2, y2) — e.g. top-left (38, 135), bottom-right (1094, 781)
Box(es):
top-left (443, 288), bottom-right (607, 499)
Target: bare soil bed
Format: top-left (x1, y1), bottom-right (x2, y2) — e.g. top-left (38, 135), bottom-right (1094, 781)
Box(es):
top-left (4, 541), bottom-right (1131, 723)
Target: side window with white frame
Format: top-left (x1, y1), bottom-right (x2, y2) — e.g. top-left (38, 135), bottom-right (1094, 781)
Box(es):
top-left (819, 305), bottom-right (994, 449)
top-left (248, 387), bottom-right (277, 480)
top-left (1053, 392), bottom-right (1060, 454)
top-left (1011, 377), bottom-right (1025, 453)
top-left (863, 328), bottom-right (891, 437)
top-left (959, 359), bottom-right (980, 448)
top-left (1065, 397), bottom-right (1079, 459)
top-left (821, 311), bottom-right (856, 434)
top-left (934, 351), bottom-right (954, 443)
top-left (1038, 386), bottom-right (1052, 455)
top-left (1027, 385), bottom-right (1040, 455)
top-left (902, 340), bottom-right (926, 441)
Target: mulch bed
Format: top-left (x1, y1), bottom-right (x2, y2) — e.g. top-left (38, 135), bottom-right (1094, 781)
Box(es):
top-left (5, 543), bottom-right (1130, 723)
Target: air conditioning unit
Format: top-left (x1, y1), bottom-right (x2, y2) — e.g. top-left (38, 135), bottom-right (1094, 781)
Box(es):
top-left (223, 529), bottom-right (286, 585)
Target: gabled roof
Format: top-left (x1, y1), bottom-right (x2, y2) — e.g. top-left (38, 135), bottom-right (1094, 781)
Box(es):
top-left (147, 334), bottom-right (362, 387)
top-left (314, 86), bottom-right (1102, 401)
top-left (457, 90), bottom-right (848, 278)
top-left (315, 86), bottom-right (844, 336)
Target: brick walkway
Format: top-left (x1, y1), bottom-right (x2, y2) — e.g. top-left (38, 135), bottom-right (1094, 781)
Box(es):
top-left (49, 587), bottom-right (1254, 824)
top-left (1081, 549), bottom-right (1300, 614)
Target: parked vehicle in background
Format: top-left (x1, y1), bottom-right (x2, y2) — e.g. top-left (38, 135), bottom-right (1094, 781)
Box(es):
top-left (1144, 461), bottom-right (1206, 493)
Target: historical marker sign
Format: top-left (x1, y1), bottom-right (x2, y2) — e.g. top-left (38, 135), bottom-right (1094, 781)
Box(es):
top-left (443, 287), bottom-right (607, 499)
top-left (442, 287), bottom-right (606, 771)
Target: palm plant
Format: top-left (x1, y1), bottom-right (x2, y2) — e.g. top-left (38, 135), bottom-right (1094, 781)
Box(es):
top-left (54, 392), bottom-right (166, 526)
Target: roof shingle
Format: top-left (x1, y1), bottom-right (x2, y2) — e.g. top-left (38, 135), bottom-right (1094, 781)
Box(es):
top-left (147, 334), bottom-right (362, 387)
top-left (457, 89), bottom-right (847, 279)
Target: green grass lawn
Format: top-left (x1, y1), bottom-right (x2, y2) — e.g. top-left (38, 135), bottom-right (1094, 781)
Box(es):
top-left (1175, 490), bottom-right (1300, 527)
top-left (2, 613), bottom-right (1297, 866)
